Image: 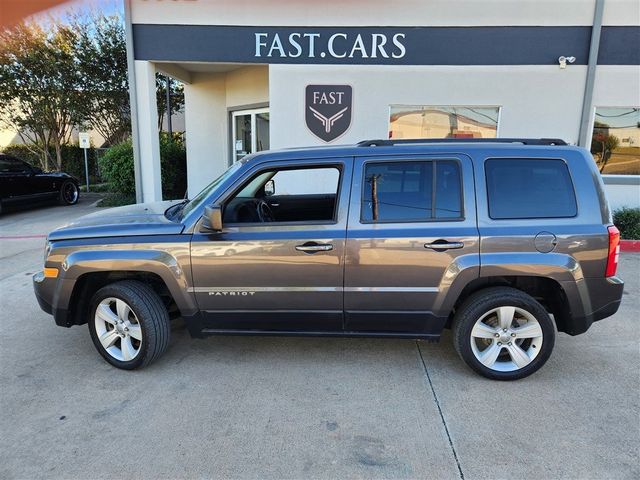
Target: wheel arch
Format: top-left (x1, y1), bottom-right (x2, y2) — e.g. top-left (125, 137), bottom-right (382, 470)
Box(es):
top-left (66, 271), bottom-right (177, 326)
top-left (450, 275), bottom-right (574, 334)
top-left (56, 250), bottom-right (198, 326)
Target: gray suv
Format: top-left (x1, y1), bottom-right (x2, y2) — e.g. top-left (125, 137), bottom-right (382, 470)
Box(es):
top-left (33, 139), bottom-right (624, 380)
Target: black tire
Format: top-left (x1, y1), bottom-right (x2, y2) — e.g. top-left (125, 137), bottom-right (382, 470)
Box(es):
top-left (88, 280), bottom-right (170, 370)
top-left (452, 286), bottom-right (555, 381)
top-left (59, 180), bottom-right (79, 205)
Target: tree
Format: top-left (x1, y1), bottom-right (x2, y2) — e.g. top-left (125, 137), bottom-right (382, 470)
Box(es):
top-left (73, 12), bottom-right (131, 145)
top-left (156, 73), bottom-right (184, 132)
top-left (0, 20), bottom-right (84, 170)
top-left (591, 121), bottom-right (620, 173)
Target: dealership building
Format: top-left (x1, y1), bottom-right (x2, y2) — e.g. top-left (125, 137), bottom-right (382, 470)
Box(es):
top-left (124, 0), bottom-right (640, 208)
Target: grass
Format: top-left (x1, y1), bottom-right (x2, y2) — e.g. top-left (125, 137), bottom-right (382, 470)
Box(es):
top-left (80, 182), bottom-right (111, 193)
top-left (97, 193), bottom-right (136, 208)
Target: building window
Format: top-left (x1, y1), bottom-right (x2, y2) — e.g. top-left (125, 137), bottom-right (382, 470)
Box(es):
top-left (389, 106), bottom-right (499, 140)
top-left (591, 108), bottom-right (640, 176)
top-left (231, 107), bottom-right (269, 164)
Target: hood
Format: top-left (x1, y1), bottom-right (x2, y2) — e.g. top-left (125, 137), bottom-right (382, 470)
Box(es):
top-left (48, 200), bottom-right (185, 241)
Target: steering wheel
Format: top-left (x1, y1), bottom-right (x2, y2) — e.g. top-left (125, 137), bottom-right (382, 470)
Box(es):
top-left (256, 199), bottom-right (275, 223)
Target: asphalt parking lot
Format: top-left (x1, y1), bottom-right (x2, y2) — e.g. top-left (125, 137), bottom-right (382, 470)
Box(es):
top-left (1, 200), bottom-right (638, 480)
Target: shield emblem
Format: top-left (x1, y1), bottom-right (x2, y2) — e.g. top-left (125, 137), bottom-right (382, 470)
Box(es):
top-left (305, 85), bottom-right (352, 142)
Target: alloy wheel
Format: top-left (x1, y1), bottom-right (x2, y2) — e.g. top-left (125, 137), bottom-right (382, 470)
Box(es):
top-left (94, 297), bottom-right (143, 362)
top-left (469, 306), bottom-right (544, 372)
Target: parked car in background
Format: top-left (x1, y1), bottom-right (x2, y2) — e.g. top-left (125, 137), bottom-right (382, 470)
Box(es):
top-left (0, 153), bottom-right (80, 214)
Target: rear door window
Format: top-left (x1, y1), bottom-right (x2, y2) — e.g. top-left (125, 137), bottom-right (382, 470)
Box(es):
top-left (485, 158), bottom-right (577, 219)
top-left (361, 160), bottom-right (462, 222)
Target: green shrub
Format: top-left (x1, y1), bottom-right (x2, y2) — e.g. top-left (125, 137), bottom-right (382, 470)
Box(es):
top-left (97, 139), bottom-right (136, 195)
top-left (159, 133), bottom-right (187, 199)
top-left (613, 207), bottom-right (640, 240)
top-left (97, 133), bottom-right (187, 200)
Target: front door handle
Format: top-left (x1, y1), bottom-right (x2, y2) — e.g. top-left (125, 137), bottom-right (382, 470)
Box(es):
top-left (424, 240), bottom-right (464, 251)
top-left (295, 242), bottom-right (333, 253)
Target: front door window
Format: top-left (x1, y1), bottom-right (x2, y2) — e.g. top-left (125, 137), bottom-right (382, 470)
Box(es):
top-left (232, 108), bottom-right (270, 163)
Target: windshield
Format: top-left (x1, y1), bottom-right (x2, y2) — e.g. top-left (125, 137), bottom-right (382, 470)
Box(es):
top-left (178, 162), bottom-right (243, 220)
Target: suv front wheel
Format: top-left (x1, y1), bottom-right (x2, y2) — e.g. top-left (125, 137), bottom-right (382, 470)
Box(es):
top-left (453, 287), bottom-right (555, 380)
top-left (88, 280), bottom-right (170, 369)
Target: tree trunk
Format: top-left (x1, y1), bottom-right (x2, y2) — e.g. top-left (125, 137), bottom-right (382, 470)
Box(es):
top-left (53, 136), bottom-right (62, 171)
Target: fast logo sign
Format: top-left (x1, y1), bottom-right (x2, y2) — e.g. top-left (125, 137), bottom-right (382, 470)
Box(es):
top-left (305, 85), bottom-right (353, 143)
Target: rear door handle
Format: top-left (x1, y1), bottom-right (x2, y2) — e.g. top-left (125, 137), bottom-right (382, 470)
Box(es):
top-left (424, 240), bottom-right (464, 251)
top-left (295, 242), bottom-right (333, 253)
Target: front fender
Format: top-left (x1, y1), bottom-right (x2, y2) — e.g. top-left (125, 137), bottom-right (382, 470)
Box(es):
top-left (53, 249), bottom-right (198, 316)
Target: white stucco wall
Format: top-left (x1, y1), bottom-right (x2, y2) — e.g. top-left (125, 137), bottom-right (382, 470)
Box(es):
top-left (184, 66), bottom-right (268, 197)
top-left (604, 182), bottom-right (640, 210)
top-left (270, 65), bottom-right (589, 148)
top-left (131, 0), bottom-right (639, 27)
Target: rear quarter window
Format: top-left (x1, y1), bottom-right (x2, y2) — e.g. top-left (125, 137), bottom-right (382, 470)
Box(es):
top-left (485, 158), bottom-right (577, 219)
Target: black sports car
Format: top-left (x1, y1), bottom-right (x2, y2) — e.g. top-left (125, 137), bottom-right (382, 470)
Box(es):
top-left (0, 153), bottom-right (80, 214)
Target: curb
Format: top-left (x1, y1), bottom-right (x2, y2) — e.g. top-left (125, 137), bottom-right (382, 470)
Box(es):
top-left (620, 240), bottom-right (640, 252)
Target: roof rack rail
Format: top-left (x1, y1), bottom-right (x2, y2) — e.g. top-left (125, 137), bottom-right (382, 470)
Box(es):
top-left (357, 138), bottom-right (568, 147)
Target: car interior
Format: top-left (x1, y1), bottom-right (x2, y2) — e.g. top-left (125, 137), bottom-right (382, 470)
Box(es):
top-left (222, 166), bottom-right (340, 224)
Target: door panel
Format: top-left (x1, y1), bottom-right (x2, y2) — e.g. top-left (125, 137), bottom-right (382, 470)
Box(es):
top-left (190, 158), bottom-right (353, 332)
top-left (267, 194), bottom-right (336, 222)
top-left (344, 155), bottom-right (479, 334)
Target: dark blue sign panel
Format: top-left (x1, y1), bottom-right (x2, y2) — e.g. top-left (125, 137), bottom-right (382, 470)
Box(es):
top-left (132, 24), bottom-right (639, 66)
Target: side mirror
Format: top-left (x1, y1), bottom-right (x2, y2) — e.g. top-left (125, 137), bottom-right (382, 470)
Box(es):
top-left (264, 179), bottom-right (275, 196)
top-left (31, 167), bottom-right (43, 175)
top-left (202, 204), bottom-right (223, 232)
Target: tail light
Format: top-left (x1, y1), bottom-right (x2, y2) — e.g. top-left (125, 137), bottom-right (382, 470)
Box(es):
top-left (606, 225), bottom-right (620, 277)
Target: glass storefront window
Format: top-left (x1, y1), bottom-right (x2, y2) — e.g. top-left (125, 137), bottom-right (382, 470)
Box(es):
top-left (389, 106), bottom-right (499, 140)
top-left (591, 108), bottom-right (640, 176)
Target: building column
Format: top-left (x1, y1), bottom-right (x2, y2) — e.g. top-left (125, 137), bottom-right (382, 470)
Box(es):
top-left (183, 72), bottom-right (228, 198)
top-left (133, 60), bottom-right (162, 202)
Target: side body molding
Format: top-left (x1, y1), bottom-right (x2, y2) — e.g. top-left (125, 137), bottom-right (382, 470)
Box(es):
top-left (55, 249), bottom-right (198, 316)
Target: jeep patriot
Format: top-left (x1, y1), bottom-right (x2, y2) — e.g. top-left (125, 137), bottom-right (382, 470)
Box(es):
top-left (33, 138), bottom-right (624, 380)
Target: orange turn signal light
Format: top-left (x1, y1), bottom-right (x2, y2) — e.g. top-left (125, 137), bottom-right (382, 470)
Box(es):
top-left (43, 268), bottom-right (59, 278)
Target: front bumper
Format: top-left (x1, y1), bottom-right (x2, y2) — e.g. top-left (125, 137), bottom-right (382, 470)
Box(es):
top-left (33, 271), bottom-right (70, 327)
top-left (33, 271), bottom-right (53, 314)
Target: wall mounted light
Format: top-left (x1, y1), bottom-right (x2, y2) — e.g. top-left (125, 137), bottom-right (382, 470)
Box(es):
top-left (558, 56), bottom-right (576, 69)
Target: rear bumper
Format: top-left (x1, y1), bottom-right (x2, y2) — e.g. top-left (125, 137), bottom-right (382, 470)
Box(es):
top-left (564, 276), bottom-right (624, 335)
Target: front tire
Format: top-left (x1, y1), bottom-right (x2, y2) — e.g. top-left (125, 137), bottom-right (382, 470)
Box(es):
top-left (452, 287), bottom-right (555, 380)
top-left (88, 280), bottom-right (170, 370)
top-left (59, 181), bottom-right (79, 205)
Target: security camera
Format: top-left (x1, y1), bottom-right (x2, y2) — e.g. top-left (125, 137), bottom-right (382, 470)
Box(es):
top-left (558, 56), bottom-right (576, 69)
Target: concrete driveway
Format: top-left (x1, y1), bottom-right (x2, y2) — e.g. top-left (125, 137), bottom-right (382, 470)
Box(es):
top-left (1, 201), bottom-right (638, 479)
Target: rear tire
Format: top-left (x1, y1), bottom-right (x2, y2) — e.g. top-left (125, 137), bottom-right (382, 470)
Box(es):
top-left (88, 280), bottom-right (170, 370)
top-left (59, 181), bottom-right (79, 205)
top-left (452, 287), bottom-right (555, 380)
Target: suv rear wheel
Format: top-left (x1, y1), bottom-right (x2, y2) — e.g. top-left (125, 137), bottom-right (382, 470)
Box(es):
top-left (452, 287), bottom-right (555, 380)
top-left (88, 280), bottom-right (170, 369)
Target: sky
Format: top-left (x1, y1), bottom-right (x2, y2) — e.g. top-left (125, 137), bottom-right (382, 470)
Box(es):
top-left (31, 0), bottom-right (123, 22)
top-left (595, 108), bottom-right (640, 129)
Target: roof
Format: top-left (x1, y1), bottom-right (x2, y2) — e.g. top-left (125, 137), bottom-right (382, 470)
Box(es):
top-left (250, 138), bottom-right (582, 163)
